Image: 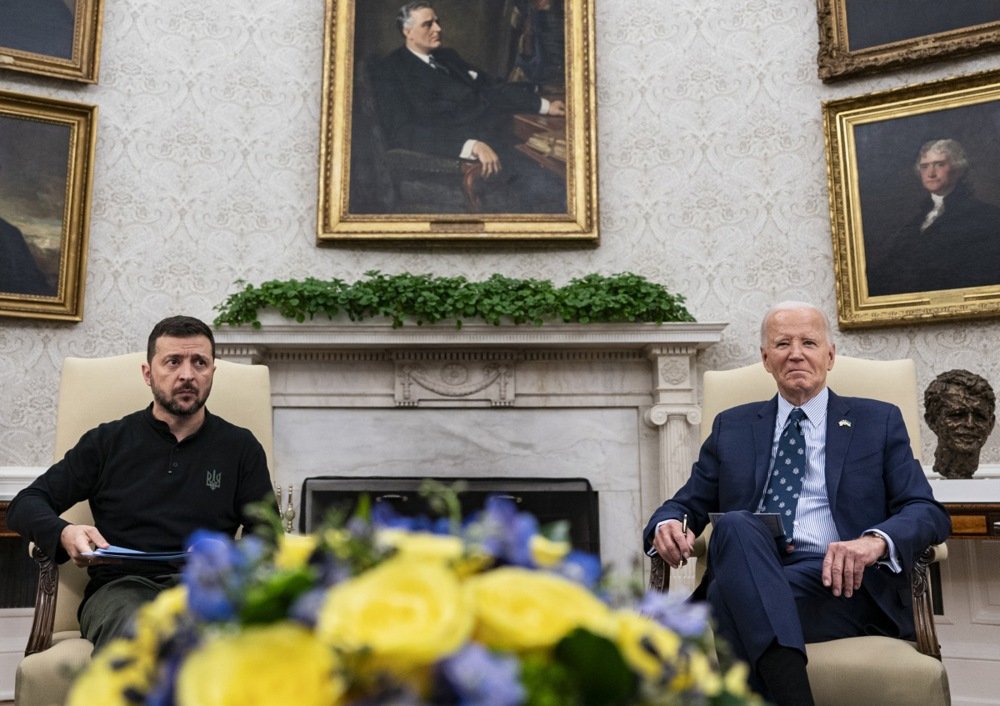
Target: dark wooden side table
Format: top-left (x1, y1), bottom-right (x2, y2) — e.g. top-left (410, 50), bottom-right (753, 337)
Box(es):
top-left (943, 502), bottom-right (1000, 538)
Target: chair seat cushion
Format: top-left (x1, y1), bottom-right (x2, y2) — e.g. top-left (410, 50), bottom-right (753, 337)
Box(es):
top-left (807, 635), bottom-right (950, 706)
top-left (16, 637), bottom-right (93, 706)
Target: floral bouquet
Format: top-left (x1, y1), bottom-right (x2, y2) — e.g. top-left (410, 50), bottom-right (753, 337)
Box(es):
top-left (67, 489), bottom-right (759, 706)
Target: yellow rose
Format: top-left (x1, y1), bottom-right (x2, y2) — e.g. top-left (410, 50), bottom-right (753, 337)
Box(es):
top-left (67, 638), bottom-right (152, 706)
top-left (529, 534), bottom-right (571, 567)
top-left (614, 611), bottom-right (681, 679)
top-left (176, 623), bottom-right (343, 706)
top-left (465, 567), bottom-right (614, 652)
top-left (275, 532), bottom-right (319, 570)
top-left (376, 528), bottom-right (464, 563)
top-left (317, 555), bottom-right (473, 674)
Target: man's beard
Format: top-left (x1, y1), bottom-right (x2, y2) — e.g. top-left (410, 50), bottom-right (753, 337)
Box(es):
top-left (152, 383), bottom-right (208, 417)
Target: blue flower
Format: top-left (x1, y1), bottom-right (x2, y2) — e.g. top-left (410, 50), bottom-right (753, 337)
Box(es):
top-left (553, 550), bottom-right (602, 590)
top-left (470, 496), bottom-right (538, 567)
top-left (638, 590), bottom-right (711, 639)
top-left (183, 531), bottom-right (243, 622)
top-left (439, 643), bottom-right (524, 706)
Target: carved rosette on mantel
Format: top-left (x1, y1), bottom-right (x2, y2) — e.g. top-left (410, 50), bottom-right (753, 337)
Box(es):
top-left (214, 314), bottom-right (726, 568)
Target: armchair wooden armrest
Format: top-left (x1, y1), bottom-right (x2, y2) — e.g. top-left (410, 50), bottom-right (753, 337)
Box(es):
top-left (648, 541), bottom-right (946, 659)
top-left (25, 545), bottom-right (59, 656)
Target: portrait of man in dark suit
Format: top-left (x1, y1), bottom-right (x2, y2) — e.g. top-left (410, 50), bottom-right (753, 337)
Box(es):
top-left (865, 138), bottom-right (1000, 296)
top-left (352, 0), bottom-right (568, 215)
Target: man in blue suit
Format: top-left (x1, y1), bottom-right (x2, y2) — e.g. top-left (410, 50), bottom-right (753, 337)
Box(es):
top-left (644, 301), bottom-right (950, 705)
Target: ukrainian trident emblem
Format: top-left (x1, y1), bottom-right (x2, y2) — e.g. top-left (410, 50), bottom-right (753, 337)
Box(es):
top-left (206, 469), bottom-right (222, 490)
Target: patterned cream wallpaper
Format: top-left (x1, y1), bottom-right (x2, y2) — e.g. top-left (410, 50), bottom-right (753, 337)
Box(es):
top-left (2, 0), bottom-right (999, 466)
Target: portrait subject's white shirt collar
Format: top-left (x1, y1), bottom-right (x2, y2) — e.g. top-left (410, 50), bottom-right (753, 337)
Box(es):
top-left (407, 47), bottom-right (433, 64)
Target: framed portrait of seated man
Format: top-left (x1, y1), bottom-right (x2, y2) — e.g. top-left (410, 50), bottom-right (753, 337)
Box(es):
top-left (317, 0), bottom-right (598, 244)
top-left (0, 0), bottom-right (104, 83)
top-left (823, 68), bottom-right (1000, 328)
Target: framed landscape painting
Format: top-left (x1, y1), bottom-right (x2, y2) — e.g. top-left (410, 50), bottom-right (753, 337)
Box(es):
top-left (0, 0), bottom-right (104, 83)
top-left (0, 90), bottom-right (97, 321)
top-left (823, 69), bottom-right (1000, 328)
top-left (317, 0), bottom-right (598, 244)
top-left (817, 0), bottom-right (1000, 82)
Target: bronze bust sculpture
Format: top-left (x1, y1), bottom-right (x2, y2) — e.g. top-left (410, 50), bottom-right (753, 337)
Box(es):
top-left (924, 369), bottom-right (996, 479)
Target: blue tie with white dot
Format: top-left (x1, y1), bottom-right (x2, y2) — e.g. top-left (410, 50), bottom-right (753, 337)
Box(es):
top-left (763, 408), bottom-right (807, 544)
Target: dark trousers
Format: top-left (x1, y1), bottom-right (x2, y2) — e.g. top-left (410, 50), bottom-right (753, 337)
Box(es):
top-left (706, 511), bottom-right (893, 693)
top-left (79, 574), bottom-right (180, 650)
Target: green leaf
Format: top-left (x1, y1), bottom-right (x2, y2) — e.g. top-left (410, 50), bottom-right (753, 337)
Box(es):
top-left (554, 628), bottom-right (638, 706)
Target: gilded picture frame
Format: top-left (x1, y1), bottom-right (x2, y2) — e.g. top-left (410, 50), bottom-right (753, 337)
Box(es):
top-left (0, 0), bottom-right (104, 83)
top-left (817, 0), bottom-right (1000, 82)
top-left (1, 90), bottom-right (97, 321)
top-left (317, 0), bottom-right (598, 244)
top-left (823, 69), bottom-right (1000, 328)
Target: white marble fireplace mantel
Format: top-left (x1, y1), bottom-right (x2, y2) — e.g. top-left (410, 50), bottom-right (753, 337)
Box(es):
top-left (214, 318), bottom-right (727, 570)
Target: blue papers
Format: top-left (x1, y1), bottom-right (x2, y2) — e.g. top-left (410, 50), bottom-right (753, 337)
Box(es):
top-left (82, 544), bottom-right (188, 562)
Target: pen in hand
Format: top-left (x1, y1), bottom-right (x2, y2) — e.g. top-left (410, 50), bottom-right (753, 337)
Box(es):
top-left (680, 514), bottom-right (689, 566)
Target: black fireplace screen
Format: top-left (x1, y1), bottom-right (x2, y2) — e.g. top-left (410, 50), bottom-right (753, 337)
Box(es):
top-left (301, 477), bottom-right (600, 558)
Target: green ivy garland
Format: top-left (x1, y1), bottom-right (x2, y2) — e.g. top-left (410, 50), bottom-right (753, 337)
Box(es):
top-left (212, 271), bottom-right (695, 329)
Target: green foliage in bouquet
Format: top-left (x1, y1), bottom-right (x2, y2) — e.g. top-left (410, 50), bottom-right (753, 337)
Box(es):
top-left (66, 487), bottom-right (759, 706)
top-left (212, 271), bottom-right (695, 329)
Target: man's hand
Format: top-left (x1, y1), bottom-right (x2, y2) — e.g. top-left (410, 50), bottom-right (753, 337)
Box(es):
top-left (822, 534), bottom-right (886, 598)
top-left (547, 99), bottom-right (566, 116)
top-left (470, 141), bottom-right (502, 177)
top-left (653, 519), bottom-right (695, 570)
top-left (61, 523), bottom-right (110, 567)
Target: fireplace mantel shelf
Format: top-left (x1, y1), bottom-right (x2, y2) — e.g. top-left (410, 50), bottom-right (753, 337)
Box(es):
top-left (214, 318), bottom-right (728, 355)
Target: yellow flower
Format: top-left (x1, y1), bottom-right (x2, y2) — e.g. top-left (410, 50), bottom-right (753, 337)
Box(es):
top-left (723, 661), bottom-right (753, 697)
top-left (132, 585), bottom-right (188, 653)
top-left (176, 623), bottom-right (343, 706)
top-left (67, 638), bottom-right (152, 706)
top-left (376, 527), bottom-right (464, 563)
top-left (465, 567), bottom-right (615, 652)
top-left (529, 534), bottom-right (571, 567)
top-left (614, 611), bottom-right (681, 679)
top-left (317, 555), bottom-right (473, 675)
top-left (275, 532), bottom-right (318, 570)
top-left (674, 650), bottom-right (722, 697)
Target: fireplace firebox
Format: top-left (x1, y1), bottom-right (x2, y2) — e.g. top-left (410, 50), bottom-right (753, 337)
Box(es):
top-left (301, 477), bottom-right (600, 557)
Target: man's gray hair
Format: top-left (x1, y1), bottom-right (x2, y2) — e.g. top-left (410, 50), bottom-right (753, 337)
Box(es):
top-left (915, 139), bottom-right (969, 175)
top-left (759, 301), bottom-right (832, 347)
top-left (397, 1), bottom-right (434, 34)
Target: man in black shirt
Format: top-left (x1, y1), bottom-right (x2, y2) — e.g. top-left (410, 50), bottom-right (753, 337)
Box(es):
top-left (8, 316), bottom-right (275, 648)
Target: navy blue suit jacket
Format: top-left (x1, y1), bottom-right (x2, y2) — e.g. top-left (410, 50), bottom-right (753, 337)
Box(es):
top-left (643, 390), bottom-right (951, 637)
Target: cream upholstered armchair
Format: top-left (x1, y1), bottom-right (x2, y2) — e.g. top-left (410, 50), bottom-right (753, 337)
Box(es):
top-left (649, 355), bottom-right (950, 706)
top-left (15, 352), bottom-right (274, 706)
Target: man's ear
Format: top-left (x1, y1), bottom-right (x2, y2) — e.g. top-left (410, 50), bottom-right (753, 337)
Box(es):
top-left (141, 362), bottom-right (152, 387)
